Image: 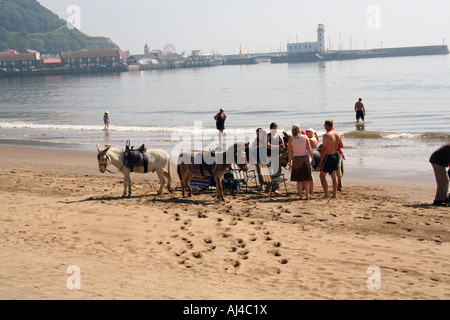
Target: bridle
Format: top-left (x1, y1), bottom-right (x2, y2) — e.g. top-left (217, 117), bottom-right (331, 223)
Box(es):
top-left (97, 152), bottom-right (124, 174)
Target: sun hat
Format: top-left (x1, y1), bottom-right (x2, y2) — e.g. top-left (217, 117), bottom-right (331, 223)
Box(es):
top-left (306, 128), bottom-right (315, 133)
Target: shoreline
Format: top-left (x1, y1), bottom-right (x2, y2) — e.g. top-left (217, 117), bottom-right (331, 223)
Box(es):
top-left (0, 139), bottom-right (437, 183)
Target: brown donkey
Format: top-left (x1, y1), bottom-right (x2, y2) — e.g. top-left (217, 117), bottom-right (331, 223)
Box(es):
top-left (177, 142), bottom-right (249, 201)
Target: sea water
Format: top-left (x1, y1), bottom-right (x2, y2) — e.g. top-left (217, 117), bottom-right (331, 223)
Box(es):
top-left (0, 55), bottom-right (449, 181)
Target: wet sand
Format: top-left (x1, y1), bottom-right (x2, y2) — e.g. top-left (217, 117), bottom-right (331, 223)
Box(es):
top-left (0, 145), bottom-right (448, 300)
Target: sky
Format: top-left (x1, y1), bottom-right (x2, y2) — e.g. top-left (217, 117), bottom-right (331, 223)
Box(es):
top-left (37, 0), bottom-right (450, 55)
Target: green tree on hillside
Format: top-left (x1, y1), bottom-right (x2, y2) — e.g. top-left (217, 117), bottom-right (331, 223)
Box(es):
top-left (0, 0), bottom-right (119, 54)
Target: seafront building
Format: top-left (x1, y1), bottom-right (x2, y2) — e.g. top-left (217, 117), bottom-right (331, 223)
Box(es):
top-left (61, 49), bottom-right (121, 69)
top-left (0, 51), bottom-right (41, 72)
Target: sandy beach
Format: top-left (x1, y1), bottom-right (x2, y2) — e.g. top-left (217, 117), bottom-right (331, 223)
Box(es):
top-left (0, 145), bottom-right (448, 300)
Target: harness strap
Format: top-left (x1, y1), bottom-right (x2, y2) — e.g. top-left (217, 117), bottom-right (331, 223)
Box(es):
top-left (104, 154), bottom-right (125, 174)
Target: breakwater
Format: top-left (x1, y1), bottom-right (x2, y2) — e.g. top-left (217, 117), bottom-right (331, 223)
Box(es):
top-left (272, 45), bottom-right (449, 64)
top-left (222, 57), bottom-right (259, 65)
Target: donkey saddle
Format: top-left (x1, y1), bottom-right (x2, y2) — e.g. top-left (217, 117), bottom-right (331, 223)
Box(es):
top-left (192, 150), bottom-right (217, 178)
top-left (124, 140), bottom-right (149, 173)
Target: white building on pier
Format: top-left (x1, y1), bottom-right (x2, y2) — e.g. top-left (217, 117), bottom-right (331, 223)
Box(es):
top-left (287, 24), bottom-right (326, 55)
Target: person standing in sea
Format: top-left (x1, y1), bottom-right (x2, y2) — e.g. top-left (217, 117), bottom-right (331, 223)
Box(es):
top-left (103, 111), bottom-right (110, 130)
top-left (214, 108), bottom-right (227, 148)
top-left (429, 142), bottom-right (450, 207)
top-left (355, 98), bottom-right (366, 123)
top-left (319, 120), bottom-right (343, 199)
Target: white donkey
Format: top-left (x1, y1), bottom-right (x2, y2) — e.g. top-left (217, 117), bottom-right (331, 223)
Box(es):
top-left (96, 144), bottom-right (173, 197)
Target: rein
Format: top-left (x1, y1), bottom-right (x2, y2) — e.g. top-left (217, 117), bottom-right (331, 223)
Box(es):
top-left (99, 153), bottom-right (125, 174)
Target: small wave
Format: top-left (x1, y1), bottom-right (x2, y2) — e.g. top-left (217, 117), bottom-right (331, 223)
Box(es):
top-left (420, 132), bottom-right (450, 140)
top-left (0, 121), bottom-right (256, 136)
top-left (343, 131), bottom-right (449, 141)
top-left (343, 131), bottom-right (384, 139)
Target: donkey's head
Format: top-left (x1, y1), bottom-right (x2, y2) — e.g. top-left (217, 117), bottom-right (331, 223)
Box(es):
top-left (96, 144), bottom-right (111, 173)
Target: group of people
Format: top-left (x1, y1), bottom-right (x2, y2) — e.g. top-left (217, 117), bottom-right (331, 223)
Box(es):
top-left (215, 109), bottom-right (343, 200)
top-left (286, 120), bottom-right (344, 200)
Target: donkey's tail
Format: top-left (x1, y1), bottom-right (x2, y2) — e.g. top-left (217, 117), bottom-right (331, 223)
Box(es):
top-left (167, 157), bottom-right (174, 193)
top-left (176, 162), bottom-right (182, 182)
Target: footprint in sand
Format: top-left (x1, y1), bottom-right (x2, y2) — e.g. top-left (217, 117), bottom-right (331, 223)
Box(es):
top-left (273, 242), bottom-right (282, 248)
top-left (175, 250), bottom-right (187, 257)
top-left (269, 250), bottom-right (282, 257)
top-left (238, 249), bottom-right (250, 260)
top-left (197, 212), bottom-right (208, 219)
top-left (267, 267), bottom-right (281, 275)
top-left (236, 239), bottom-right (246, 248)
top-left (203, 237), bottom-right (216, 251)
top-left (203, 237), bottom-right (213, 244)
top-left (230, 259), bottom-right (241, 268)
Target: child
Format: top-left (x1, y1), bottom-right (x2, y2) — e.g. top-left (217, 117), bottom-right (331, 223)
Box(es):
top-left (103, 111), bottom-right (110, 129)
top-left (338, 135), bottom-right (346, 160)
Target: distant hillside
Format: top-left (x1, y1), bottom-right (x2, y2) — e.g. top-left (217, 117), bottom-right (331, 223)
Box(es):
top-left (0, 0), bottom-right (119, 54)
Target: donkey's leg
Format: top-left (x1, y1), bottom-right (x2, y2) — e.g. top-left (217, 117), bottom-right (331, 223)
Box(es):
top-left (156, 169), bottom-right (166, 195)
top-left (215, 176), bottom-right (224, 201)
top-left (181, 175), bottom-right (186, 198)
top-left (122, 171), bottom-right (130, 197)
top-left (127, 173), bottom-right (132, 197)
top-left (164, 169), bottom-right (172, 193)
top-left (185, 173), bottom-right (194, 197)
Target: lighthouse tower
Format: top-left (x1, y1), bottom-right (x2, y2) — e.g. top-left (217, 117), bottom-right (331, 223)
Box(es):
top-left (317, 24), bottom-right (326, 53)
top-left (144, 43), bottom-right (150, 55)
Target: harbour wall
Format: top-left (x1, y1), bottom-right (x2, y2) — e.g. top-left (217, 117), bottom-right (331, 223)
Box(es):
top-left (272, 45), bottom-right (449, 64)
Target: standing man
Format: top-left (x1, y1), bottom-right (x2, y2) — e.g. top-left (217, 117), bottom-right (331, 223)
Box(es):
top-left (319, 120), bottom-right (343, 199)
top-left (355, 98), bottom-right (366, 123)
top-left (429, 142), bottom-right (450, 207)
top-left (214, 108), bottom-right (227, 148)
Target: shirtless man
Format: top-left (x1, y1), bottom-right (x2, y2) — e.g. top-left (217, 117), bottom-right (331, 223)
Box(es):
top-left (319, 120), bottom-right (344, 199)
top-left (355, 98), bottom-right (366, 123)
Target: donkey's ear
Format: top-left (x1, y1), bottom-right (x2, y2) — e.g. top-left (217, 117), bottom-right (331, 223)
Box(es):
top-left (104, 145), bottom-right (111, 153)
top-left (96, 144), bottom-right (102, 153)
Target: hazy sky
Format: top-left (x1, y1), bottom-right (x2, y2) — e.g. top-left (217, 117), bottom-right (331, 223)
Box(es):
top-left (37, 0), bottom-right (450, 55)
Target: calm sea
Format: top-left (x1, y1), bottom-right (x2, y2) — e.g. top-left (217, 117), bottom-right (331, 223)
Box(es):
top-left (0, 55), bottom-right (449, 181)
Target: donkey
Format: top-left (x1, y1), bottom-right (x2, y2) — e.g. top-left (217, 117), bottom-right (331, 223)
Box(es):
top-left (177, 142), bottom-right (249, 201)
top-left (96, 144), bottom-right (173, 197)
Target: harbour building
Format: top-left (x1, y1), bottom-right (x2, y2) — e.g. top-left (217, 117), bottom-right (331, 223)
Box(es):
top-left (287, 24), bottom-right (326, 55)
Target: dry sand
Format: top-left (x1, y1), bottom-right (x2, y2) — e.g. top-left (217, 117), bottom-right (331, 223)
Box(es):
top-left (0, 145), bottom-right (448, 300)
